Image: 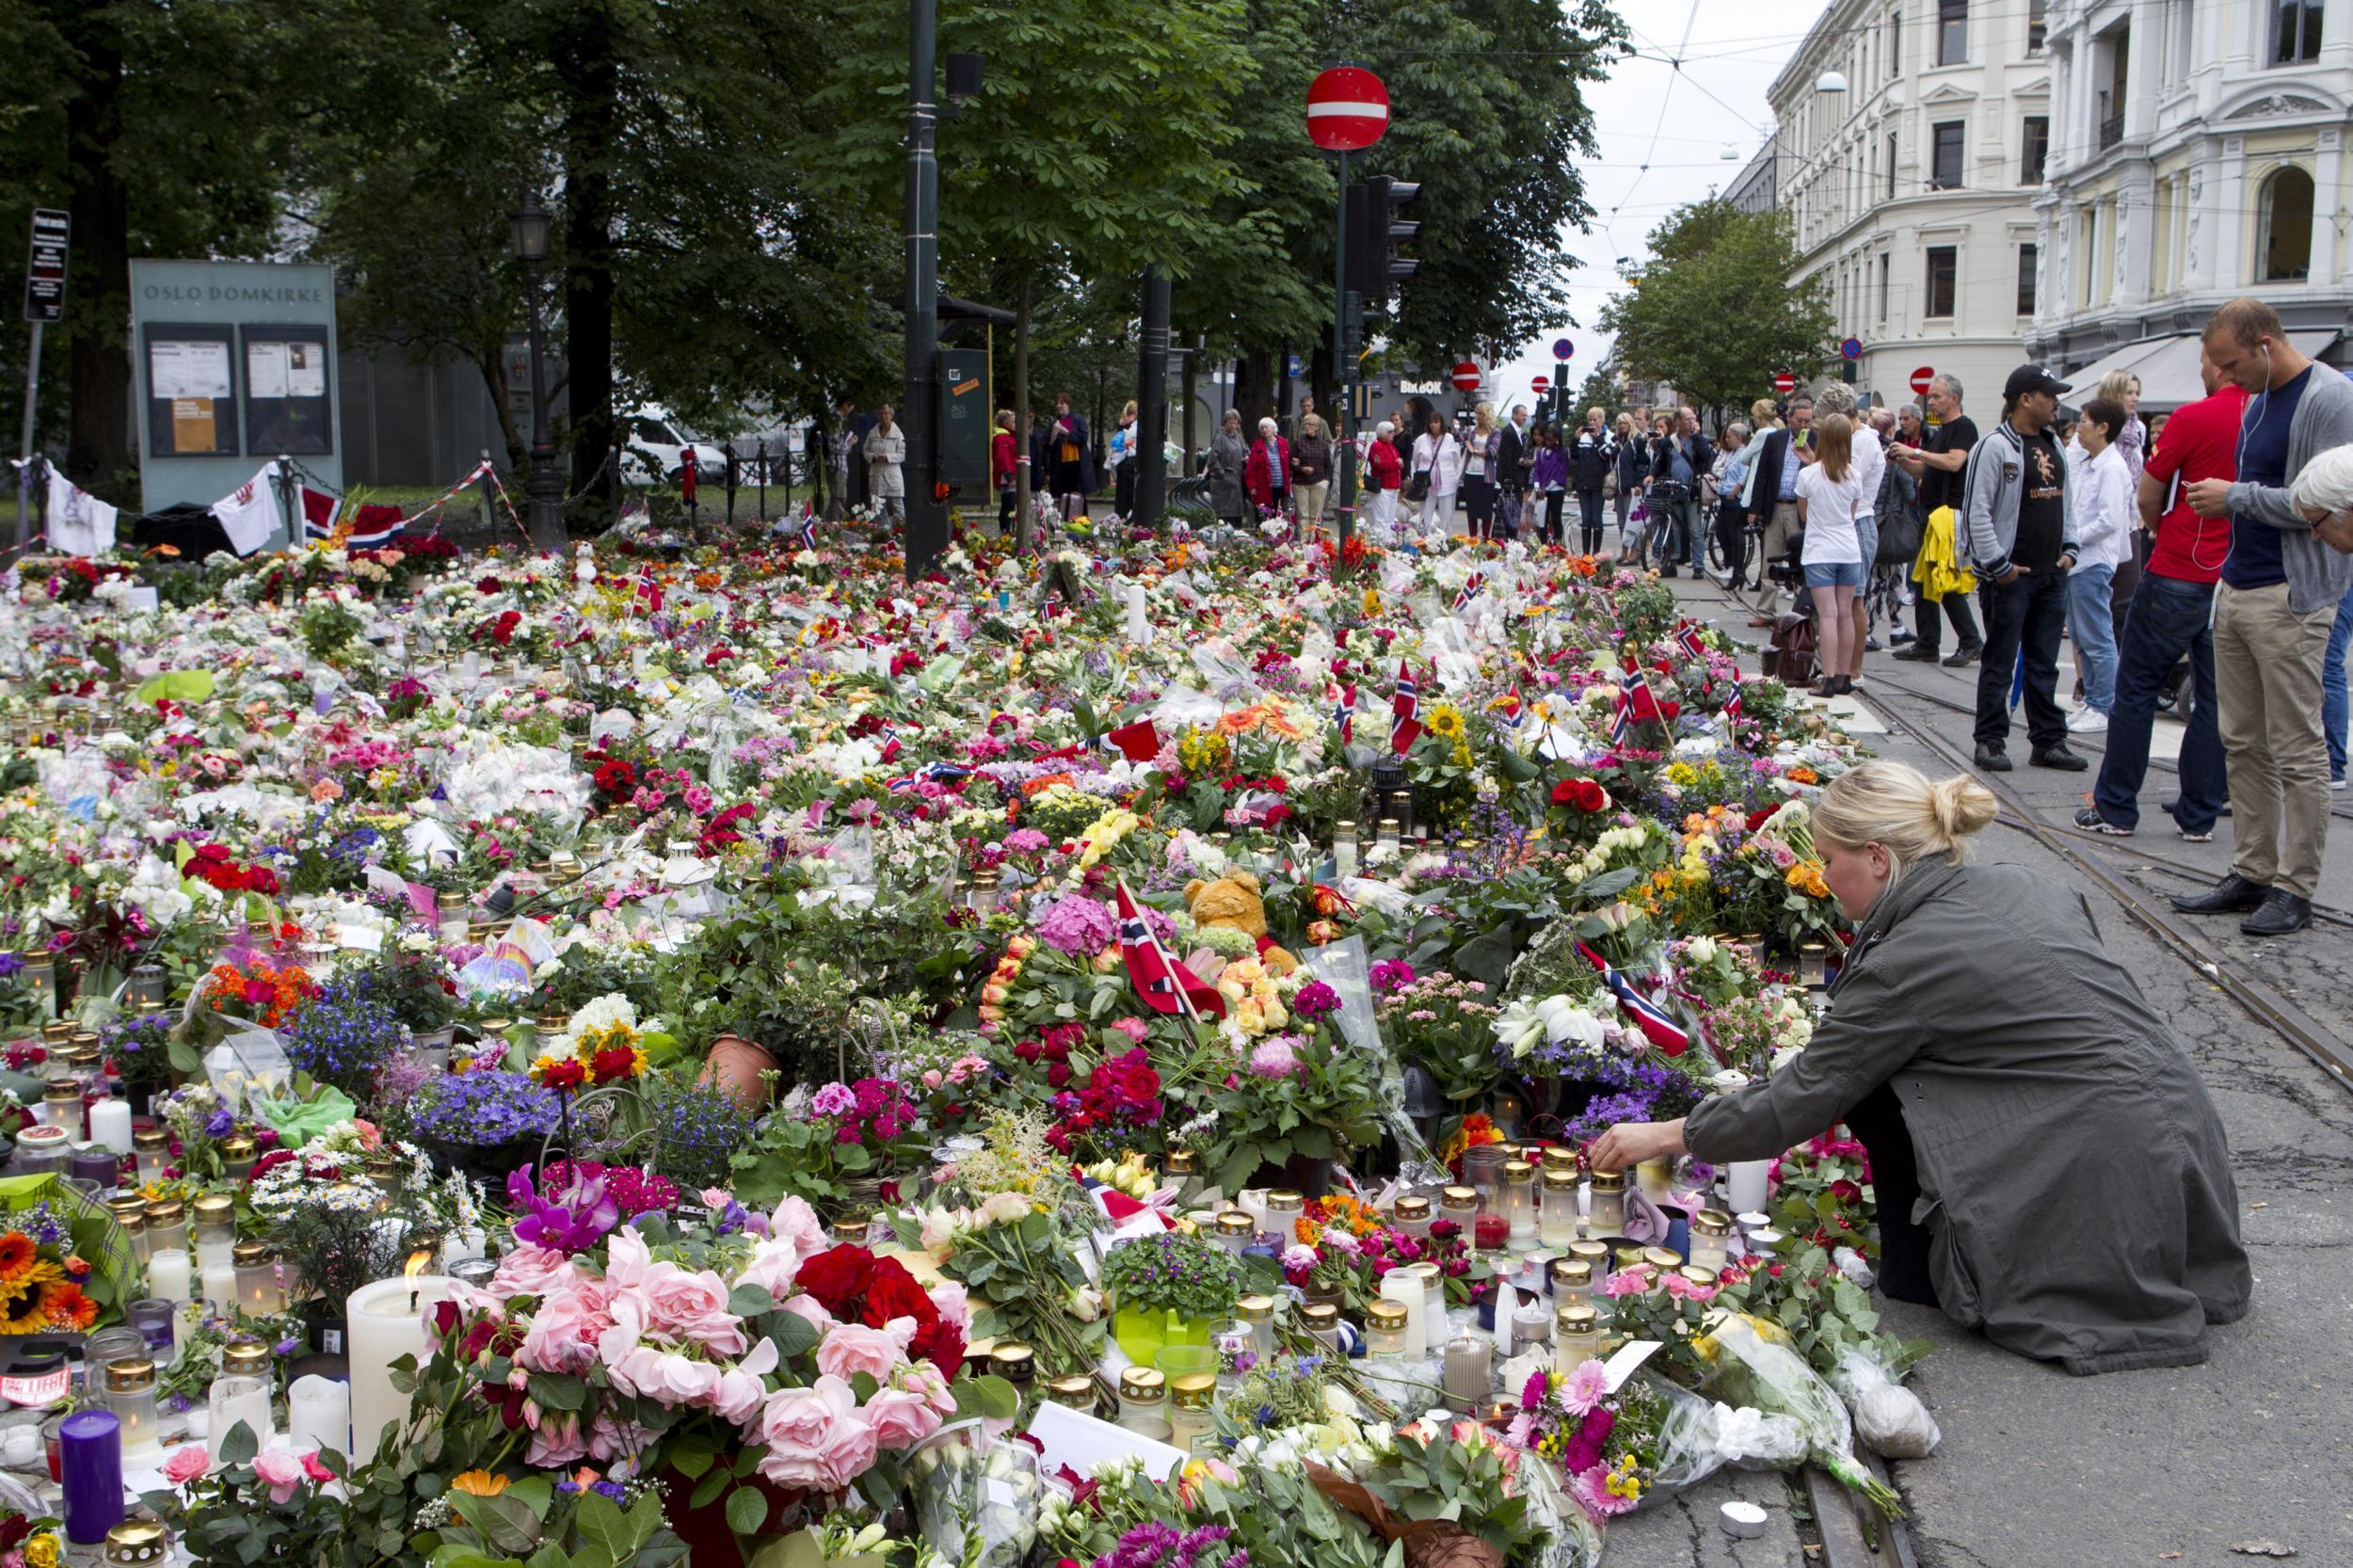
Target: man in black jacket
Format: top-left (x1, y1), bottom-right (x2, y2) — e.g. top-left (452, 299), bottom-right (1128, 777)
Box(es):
top-left (1742, 396), bottom-right (1804, 622)
top-left (1497, 405), bottom-right (1531, 539)
top-left (1568, 407), bottom-right (1613, 554)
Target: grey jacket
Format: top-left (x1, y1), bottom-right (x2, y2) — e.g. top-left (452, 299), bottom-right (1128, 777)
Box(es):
top-left (1685, 855), bottom-right (2250, 1375)
top-left (1959, 418), bottom-right (2080, 580)
top-left (2223, 362), bottom-right (2353, 613)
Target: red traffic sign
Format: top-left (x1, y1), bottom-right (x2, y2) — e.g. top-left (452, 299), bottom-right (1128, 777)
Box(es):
top-left (1772, 371), bottom-right (1797, 395)
top-left (1910, 365), bottom-right (1936, 396)
top-left (1306, 67), bottom-right (1389, 152)
top-left (1530, 375), bottom-right (1550, 394)
top-left (1451, 360), bottom-right (1482, 392)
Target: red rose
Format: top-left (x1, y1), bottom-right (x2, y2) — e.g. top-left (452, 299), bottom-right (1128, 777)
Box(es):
top-left (860, 1261), bottom-right (936, 1332)
top-left (590, 1046), bottom-right (639, 1083)
top-left (905, 1311), bottom-right (966, 1374)
top-left (792, 1244), bottom-right (875, 1318)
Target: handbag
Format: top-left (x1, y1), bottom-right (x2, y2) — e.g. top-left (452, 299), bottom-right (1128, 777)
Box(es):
top-left (1876, 499), bottom-right (1924, 567)
top-left (1765, 613), bottom-right (1817, 685)
top-left (1403, 469), bottom-right (1431, 503)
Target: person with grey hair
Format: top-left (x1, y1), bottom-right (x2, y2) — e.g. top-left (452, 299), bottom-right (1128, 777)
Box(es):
top-left (1891, 373), bottom-right (1986, 664)
top-left (1360, 419), bottom-right (1402, 539)
top-left (1207, 409), bottom-right (1249, 528)
top-left (1708, 421), bottom-right (1754, 584)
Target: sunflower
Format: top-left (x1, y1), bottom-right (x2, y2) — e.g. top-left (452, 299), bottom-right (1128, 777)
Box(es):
top-left (1424, 702), bottom-right (1465, 742)
top-left (0, 1262), bottom-right (62, 1335)
top-left (0, 1232), bottom-right (36, 1287)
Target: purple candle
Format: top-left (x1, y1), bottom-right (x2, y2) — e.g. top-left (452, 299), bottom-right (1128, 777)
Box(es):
top-left (60, 1408), bottom-right (123, 1544)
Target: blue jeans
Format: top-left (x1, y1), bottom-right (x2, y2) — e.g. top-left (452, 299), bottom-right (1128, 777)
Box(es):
top-left (2093, 572), bottom-right (2226, 833)
top-left (2067, 563), bottom-right (2119, 712)
top-left (2326, 582), bottom-right (2353, 779)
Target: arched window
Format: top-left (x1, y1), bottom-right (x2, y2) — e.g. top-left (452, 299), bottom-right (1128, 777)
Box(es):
top-left (2260, 166), bottom-right (2314, 282)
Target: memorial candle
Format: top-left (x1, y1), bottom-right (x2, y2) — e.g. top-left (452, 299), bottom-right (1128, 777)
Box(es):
top-left (59, 1409), bottom-right (123, 1545)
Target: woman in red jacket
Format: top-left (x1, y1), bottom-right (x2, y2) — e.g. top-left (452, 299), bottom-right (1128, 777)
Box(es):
top-left (991, 410), bottom-right (1017, 536)
top-left (1243, 417), bottom-right (1291, 518)
top-left (1361, 420), bottom-right (1404, 540)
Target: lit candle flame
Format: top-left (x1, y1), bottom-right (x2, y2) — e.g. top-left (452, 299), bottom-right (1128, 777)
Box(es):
top-left (404, 1246), bottom-right (434, 1281)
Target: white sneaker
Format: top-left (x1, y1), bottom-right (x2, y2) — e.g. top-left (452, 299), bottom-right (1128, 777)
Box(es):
top-left (2333, 776), bottom-right (2348, 792)
top-left (2065, 708), bottom-right (2109, 733)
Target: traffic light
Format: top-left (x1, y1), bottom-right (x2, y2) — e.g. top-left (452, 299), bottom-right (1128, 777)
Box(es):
top-left (1347, 176), bottom-right (1421, 307)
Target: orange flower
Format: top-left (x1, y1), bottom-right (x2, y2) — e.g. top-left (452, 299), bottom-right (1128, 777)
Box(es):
top-left (0, 1233), bottom-right (35, 1286)
top-left (37, 1280), bottom-right (94, 1333)
top-left (450, 1471), bottom-right (510, 1497)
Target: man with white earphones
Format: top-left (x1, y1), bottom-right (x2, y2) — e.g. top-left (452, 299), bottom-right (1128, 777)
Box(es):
top-left (2175, 298), bottom-right (2353, 937)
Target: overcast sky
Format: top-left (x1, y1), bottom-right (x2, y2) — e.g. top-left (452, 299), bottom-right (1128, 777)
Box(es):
top-left (1488, 2), bottom-right (1833, 411)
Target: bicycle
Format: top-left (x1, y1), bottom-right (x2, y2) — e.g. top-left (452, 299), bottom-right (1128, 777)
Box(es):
top-left (1705, 510), bottom-right (1768, 594)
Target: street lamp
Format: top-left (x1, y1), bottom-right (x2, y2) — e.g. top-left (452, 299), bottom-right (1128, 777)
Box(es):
top-left (508, 189), bottom-right (565, 552)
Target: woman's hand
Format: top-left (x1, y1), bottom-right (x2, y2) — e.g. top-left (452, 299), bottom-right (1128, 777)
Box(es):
top-left (1587, 1118), bottom-right (1688, 1173)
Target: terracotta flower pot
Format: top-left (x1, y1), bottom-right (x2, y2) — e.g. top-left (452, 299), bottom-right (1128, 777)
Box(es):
top-left (699, 1033), bottom-right (780, 1111)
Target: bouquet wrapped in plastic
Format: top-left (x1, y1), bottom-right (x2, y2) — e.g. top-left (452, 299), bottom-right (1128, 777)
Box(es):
top-left (1701, 1317), bottom-right (1904, 1515)
top-left (904, 1418), bottom-right (1042, 1568)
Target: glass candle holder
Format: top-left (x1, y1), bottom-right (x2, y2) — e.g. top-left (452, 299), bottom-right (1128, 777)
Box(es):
top-left (1510, 1301), bottom-right (1552, 1359)
top-left (1115, 1368), bottom-right (1170, 1439)
top-left (1212, 1210), bottom-right (1254, 1256)
top-left (190, 1195), bottom-right (235, 1271)
top-left (1551, 1257), bottom-right (1593, 1315)
top-left (13, 1125), bottom-right (70, 1176)
top-left (1389, 1195), bottom-right (1433, 1240)
top-left (1168, 1373), bottom-right (1216, 1453)
top-left (1301, 1303), bottom-right (1342, 1350)
top-left (126, 1300), bottom-right (176, 1358)
top-left (1500, 1160), bottom-right (1538, 1249)
top-left (1440, 1332), bottom-right (1491, 1415)
top-left (68, 1147), bottom-right (118, 1189)
top-left (1463, 1144), bottom-right (1508, 1203)
top-left (987, 1343), bottom-right (1035, 1395)
top-left (131, 1129), bottom-right (168, 1188)
top-left (124, 967), bottom-right (168, 1012)
top-left (1263, 1189), bottom-right (1305, 1243)
top-left (1438, 1184), bottom-right (1479, 1235)
top-left (1045, 1374), bottom-right (1096, 1411)
top-left (1587, 1170), bottom-right (1628, 1238)
top-left (40, 1083), bottom-right (82, 1137)
top-left (1366, 1301), bottom-right (1409, 1360)
top-left (1540, 1167), bottom-right (1580, 1248)
top-left (233, 1240), bottom-right (283, 1316)
top-left (143, 1200), bottom-right (187, 1255)
top-left (206, 1340), bottom-right (273, 1462)
top-left (1236, 1294), bottom-right (1276, 1362)
top-left (1689, 1208), bottom-right (1733, 1272)
top-left (1553, 1305), bottom-right (1600, 1372)
top-left (100, 1360), bottom-right (160, 1465)
top-left (216, 1134), bottom-right (258, 1183)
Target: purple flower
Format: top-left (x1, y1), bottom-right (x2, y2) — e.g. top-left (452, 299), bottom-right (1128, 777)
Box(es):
top-left (1290, 981), bottom-right (1340, 1019)
top-left (203, 1109), bottom-right (236, 1138)
top-left (1369, 961), bottom-right (1417, 994)
top-left (808, 1082), bottom-right (857, 1118)
top-left (1247, 1037), bottom-right (1302, 1079)
top-left (1035, 894), bottom-right (1117, 956)
top-left (505, 1164), bottom-right (620, 1255)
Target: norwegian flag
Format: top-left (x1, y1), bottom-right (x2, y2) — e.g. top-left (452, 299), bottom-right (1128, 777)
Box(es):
top-left (798, 504), bottom-right (818, 551)
top-left (1497, 684), bottom-right (1525, 730)
top-left (1624, 670), bottom-right (1664, 725)
top-left (875, 723), bottom-right (904, 764)
top-left (635, 571), bottom-right (664, 614)
top-left (1114, 882), bottom-right (1226, 1021)
top-left (1577, 942), bottom-right (1691, 1056)
top-left (1074, 1166), bottom-right (1171, 1230)
top-left (1674, 622), bottom-right (1707, 661)
top-left (1452, 572), bottom-right (1484, 613)
top-left (1608, 688), bottom-right (1632, 747)
top-left (1720, 686), bottom-right (1745, 735)
top-left (1333, 683), bottom-right (1357, 744)
top-left (1390, 659), bottom-right (1423, 755)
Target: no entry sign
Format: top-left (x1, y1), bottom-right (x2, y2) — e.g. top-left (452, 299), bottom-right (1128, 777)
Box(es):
top-left (1306, 67), bottom-right (1389, 152)
top-left (1531, 375), bottom-right (1550, 394)
top-left (1772, 371), bottom-right (1797, 395)
top-left (1911, 365), bottom-right (1936, 396)
top-left (1451, 361), bottom-right (1482, 392)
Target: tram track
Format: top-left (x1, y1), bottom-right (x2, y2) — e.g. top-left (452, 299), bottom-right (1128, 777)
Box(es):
top-left (1689, 572), bottom-right (2353, 1096)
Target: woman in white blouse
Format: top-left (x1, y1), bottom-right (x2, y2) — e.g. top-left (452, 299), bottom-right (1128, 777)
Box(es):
top-left (2064, 397), bottom-right (2136, 733)
top-left (1411, 414), bottom-right (1465, 539)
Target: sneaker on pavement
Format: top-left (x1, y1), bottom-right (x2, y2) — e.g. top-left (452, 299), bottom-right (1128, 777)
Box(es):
top-left (2177, 824), bottom-right (2216, 843)
top-left (1892, 644), bottom-right (1940, 663)
top-left (2030, 744), bottom-right (2089, 771)
top-left (1974, 744), bottom-right (2012, 773)
top-left (2065, 708), bottom-right (2109, 733)
top-left (2072, 806), bottom-right (2133, 836)
top-left (1942, 645), bottom-right (1984, 667)
top-left (2333, 776), bottom-right (2347, 792)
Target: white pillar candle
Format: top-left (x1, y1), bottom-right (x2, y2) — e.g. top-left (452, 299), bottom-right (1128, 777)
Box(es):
top-left (88, 1099), bottom-right (132, 1155)
top-left (1124, 584), bottom-right (1149, 644)
top-left (146, 1249), bottom-right (190, 1304)
top-left (200, 1261), bottom-right (237, 1314)
top-left (345, 1273), bottom-right (454, 1468)
top-left (1725, 1160), bottom-right (1773, 1215)
top-left (1378, 1272), bottom-right (1427, 1359)
top-left (286, 1374), bottom-right (351, 1461)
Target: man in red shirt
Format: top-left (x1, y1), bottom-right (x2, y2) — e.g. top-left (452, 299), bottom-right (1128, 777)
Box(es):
top-left (2075, 347), bottom-right (2246, 839)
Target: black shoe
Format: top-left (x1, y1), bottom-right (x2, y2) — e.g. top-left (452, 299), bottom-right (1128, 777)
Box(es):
top-left (2241, 890), bottom-right (2313, 936)
top-left (1892, 644), bottom-right (1940, 663)
top-left (1865, 635), bottom-right (1883, 652)
top-left (1942, 645), bottom-right (1984, 667)
top-left (2073, 806), bottom-right (2134, 837)
top-left (1662, 566), bottom-right (1679, 578)
top-left (2030, 744), bottom-right (2089, 771)
top-left (1975, 744), bottom-right (2012, 773)
top-left (2171, 873), bottom-right (2270, 915)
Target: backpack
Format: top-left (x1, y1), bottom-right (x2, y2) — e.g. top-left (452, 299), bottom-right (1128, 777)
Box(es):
top-left (1765, 613), bottom-right (1817, 686)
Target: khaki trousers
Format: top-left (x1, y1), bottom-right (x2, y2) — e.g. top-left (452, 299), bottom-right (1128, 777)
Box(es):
top-left (1753, 500), bottom-right (1801, 616)
top-left (2214, 580), bottom-right (2335, 898)
top-left (1297, 480), bottom-right (1331, 532)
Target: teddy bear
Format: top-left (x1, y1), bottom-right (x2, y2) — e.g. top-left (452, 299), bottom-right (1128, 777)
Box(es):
top-left (1183, 871), bottom-right (1299, 975)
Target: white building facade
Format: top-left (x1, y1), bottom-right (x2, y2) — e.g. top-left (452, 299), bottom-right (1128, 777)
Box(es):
top-left (1770, 0), bottom-right (2053, 409)
top-left (2025, 0), bottom-right (2353, 408)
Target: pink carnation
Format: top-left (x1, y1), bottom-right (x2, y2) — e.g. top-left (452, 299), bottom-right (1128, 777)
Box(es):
top-left (1599, 1268), bottom-right (1654, 1299)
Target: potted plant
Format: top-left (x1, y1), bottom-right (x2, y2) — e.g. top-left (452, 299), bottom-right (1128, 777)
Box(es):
top-left (100, 1015), bottom-right (175, 1118)
top-left (1201, 1027), bottom-right (1384, 1198)
top-left (362, 949), bottom-right (459, 1056)
top-left (275, 1194), bottom-right (403, 1358)
top-left (405, 1070), bottom-right (564, 1183)
top-left (1098, 1229), bottom-right (1240, 1368)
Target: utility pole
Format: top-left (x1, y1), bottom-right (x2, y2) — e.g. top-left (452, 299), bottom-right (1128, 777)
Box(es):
top-left (1134, 267), bottom-right (1170, 530)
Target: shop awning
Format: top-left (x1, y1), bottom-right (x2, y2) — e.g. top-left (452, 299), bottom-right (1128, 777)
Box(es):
top-left (2059, 330), bottom-right (2340, 412)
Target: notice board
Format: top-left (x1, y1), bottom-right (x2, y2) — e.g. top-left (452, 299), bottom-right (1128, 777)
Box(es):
top-left (130, 259), bottom-right (342, 526)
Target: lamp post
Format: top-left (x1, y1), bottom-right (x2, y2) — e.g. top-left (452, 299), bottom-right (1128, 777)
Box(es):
top-left (508, 190), bottom-right (565, 552)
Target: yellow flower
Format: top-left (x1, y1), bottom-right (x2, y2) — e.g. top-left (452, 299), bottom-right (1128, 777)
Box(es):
top-left (25, 1533), bottom-right (57, 1568)
top-left (1424, 702), bottom-right (1465, 741)
top-left (451, 1470), bottom-right (510, 1497)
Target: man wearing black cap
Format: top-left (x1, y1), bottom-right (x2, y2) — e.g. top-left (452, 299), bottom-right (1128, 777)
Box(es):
top-left (1959, 366), bottom-right (2084, 772)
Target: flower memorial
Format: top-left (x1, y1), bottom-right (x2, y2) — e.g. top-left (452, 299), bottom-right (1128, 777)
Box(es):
top-left (0, 515), bottom-right (1923, 1568)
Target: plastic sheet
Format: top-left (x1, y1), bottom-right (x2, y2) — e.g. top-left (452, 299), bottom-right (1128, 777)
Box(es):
top-left (1702, 1317), bottom-right (1904, 1512)
top-left (1646, 1375), bottom-right (1806, 1495)
top-left (1306, 936), bottom-right (1450, 1192)
top-left (1831, 1345), bottom-right (1941, 1460)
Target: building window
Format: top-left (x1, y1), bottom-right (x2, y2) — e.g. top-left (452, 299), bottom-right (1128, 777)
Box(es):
top-left (2017, 243), bottom-right (2039, 314)
top-left (1931, 121), bottom-right (1964, 189)
top-left (2021, 116), bottom-right (2049, 184)
top-left (2275, 2), bottom-right (2323, 63)
top-left (1926, 247), bottom-right (1958, 317)
top-left (1890, 10), bottom-right (1902, 76)
top-left (1886, 134), bottom-right (1899, 198)
top-left (2028, 0), bottom-right (2047, 52)
top-left (1938, 0), bottom-right (1968, 64)
top-left (1879, 254), bottom-right (1892, 325)
top-left (2172, 0), bottom-right (2197, 75)
top-left (2261, 166), bottom-right (2315, 280)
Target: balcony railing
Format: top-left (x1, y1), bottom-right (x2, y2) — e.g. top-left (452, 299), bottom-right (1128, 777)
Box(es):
top-left (2098, 111), bottom-right (2124, 150)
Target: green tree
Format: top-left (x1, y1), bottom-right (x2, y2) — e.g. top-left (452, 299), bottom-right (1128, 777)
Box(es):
top-left (1598, 199), bottom-right (1834, 426)
top-left (817, 0), bottom-right (1256, 543)
top-left (0, 0), bottom-right (295, 498)
top-left (1573, 359), bottom-right (1622, 423)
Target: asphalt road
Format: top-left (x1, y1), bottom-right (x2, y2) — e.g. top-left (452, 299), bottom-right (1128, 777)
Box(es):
top-left (1606, 574), bottom-right (2353, 1568)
